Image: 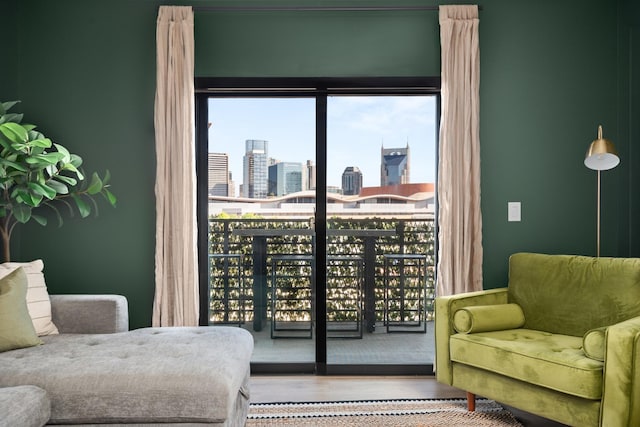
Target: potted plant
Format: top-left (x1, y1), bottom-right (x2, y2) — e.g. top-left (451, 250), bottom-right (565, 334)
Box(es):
top-left (0, 100), bottom-right (116, 262)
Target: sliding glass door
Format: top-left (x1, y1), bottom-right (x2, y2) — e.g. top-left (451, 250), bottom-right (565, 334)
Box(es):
top-left (206, 97), bottom-right (317, 368)
top-left (196, 78), bottom-right (439, 374)
top-left (325, 95), bottom-right (437, 370)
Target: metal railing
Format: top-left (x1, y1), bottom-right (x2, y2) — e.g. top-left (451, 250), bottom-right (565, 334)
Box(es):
top-left (207, 218), bottom-right (435, 331)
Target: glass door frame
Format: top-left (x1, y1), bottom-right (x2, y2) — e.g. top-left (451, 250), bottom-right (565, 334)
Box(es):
top-left (195, 77), bottom-right (441, 375)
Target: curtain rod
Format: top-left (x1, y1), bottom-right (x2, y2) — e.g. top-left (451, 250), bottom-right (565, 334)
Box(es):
top-left (193, 5), bottom-right (481, 12)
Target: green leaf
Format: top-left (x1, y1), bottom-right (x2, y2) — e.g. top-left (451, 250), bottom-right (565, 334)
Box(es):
top-left (32, 214), bottom-right (47, 226)
top-left (28, 182), bottom-right (56, 200)
top-left (25, 152), bottom-right (66, 165)
top-left (36, 170), bottom-right (46, 185)
top-left (28, 138), bottom-right (52, 149)
top-left (0, 159), bottom-right (29, 172)
top-left (30, 192), bottom-right (43, 207)
top-left (55, 175), bottom-right (78, 186)
top-left (53, 143), bottom-right (71, 162)
top-left (87, 172), bottom-right (103, 195)
top-left (61, 162), bottom-right (81, 176)
top-left (0, 122), bottom-right (28, 144)
top-left (12, 204), bottom-right (31, 223)
top-left (72, 194), bottom-right (90, 218)
top-left (69, 154), bottom-right (83, 168)
top-left (1, 113), bottom-right (24, 124)
top-left (1, 101), bottom-right (19, 114)
top-left (47, 180), bottom-right (69, 194)
top-left (103, 169), bottom-right (111, 185)
top-left (27, 129), bottom-right (45, 141)
top-left (103, 188), bottom-right (117, 206)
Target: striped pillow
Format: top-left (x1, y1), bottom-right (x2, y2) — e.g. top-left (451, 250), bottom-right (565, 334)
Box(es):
top-left (0, 260), bottom-right (59, 336)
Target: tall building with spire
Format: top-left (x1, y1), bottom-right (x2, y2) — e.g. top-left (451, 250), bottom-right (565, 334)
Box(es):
top-left (243, 139), bottom-right (268, 198)
top-left (381, 144), bottom-right (410, 186)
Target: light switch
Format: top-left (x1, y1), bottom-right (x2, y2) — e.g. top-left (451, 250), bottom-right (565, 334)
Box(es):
top-left (508, 202), bottom-right (521, 222)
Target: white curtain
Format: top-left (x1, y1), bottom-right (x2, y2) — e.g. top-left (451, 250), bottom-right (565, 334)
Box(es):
top-left (437, 5), bottom-right (483, 296)
top-left (152, 6), bottom-right (199, 327)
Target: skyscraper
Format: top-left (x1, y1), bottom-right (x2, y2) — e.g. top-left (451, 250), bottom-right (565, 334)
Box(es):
top-left (208, 152), bottom-right (229, 196)
top-left (305, 160), bottom-right (316, 191)
top-left (381, 144), bottom-right (410, 186)
top-left (268, 162), bottom-right (303, 196)
top-left (242, 139), bottom-right (268, 199)
top-left (342, 166), bottom-right (363, 195)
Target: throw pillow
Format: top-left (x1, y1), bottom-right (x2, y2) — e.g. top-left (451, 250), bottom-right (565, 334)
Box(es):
top-left (0, 267), bottom-right (43, 352)
top-left (0, 259), bottom-right (59, 336)
top-left (453, 303), bottom-right (526, 334)
top-left (583, 327), bottom-right (606, 362)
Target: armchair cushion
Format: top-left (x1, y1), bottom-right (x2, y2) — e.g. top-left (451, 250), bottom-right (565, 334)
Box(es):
top-left (450, 329), bottom-right (604, 399)
top-left (508, 253), bottom-right (640, 337)
top-left (453, 303), bottom-right (525, 334)
top-left (583, 327), bottom-right (606, 361)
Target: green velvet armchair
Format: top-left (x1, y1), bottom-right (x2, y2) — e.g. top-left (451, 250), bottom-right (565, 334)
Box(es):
top-left (435, 252), bottom-right (640, 427)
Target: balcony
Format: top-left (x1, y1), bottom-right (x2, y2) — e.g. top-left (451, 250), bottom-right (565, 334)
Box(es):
top-left (208, 217), bottom-right (435, 366)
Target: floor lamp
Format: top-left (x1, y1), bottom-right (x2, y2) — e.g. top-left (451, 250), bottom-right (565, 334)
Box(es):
top-left (584, 125), bottom-right (619, 257)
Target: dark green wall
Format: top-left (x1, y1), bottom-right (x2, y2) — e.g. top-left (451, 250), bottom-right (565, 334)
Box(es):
top-left (5, 0), bottom-right (636, 328)
top-left (10, 0), bottom-right (159, 329)
top-left (194, 7), bottom-right (440, 77)
top-left (0, 0), bottom-right (18, 99)
top-left (621, 0), bottom-right (640, 257)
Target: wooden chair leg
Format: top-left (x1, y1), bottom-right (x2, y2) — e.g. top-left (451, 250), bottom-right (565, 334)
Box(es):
top-left (466, 392), bottom-right (476, 411)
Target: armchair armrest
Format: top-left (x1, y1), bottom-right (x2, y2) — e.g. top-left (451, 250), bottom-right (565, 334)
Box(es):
top-left (435, 288), bottom-right (509, 385)
top-left (601, 316), bottom-right (640, 427)
top-left (50, 295), bottom-right (129, 334)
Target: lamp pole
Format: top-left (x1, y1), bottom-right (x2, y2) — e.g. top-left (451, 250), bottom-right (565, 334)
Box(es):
top-left (596, 169), bottom-right (601, 257)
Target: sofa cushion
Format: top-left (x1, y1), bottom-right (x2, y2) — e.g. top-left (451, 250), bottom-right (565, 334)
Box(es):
top-left (583, 327), bottom-right (606, 361)
top-left (0, 268), bottom-right (43, 352)
top-left (453, 303), bottom-right (525, 334)
top-left (0, 385), bottom-right (50, 427)
top-left (450, 328), bottom-right (604, 399)
top-left (0, 326), bottom-right (253, 424)
top-left (0, 259), bottom-right (59, 336)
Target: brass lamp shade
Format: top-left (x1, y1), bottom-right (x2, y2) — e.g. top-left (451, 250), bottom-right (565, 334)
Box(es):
top-left (584, 125), bottom-right (619, 171)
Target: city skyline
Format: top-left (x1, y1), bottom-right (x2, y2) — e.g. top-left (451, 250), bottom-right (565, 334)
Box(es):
top-left (208, 96), bottom-right (437, 195)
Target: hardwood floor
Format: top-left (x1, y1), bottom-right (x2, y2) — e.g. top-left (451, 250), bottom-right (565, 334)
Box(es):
top-left (249, 375), bottom-right (568, 427)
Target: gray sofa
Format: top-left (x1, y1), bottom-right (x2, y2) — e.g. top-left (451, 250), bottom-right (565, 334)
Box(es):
top-left (0, 295), bottom-right (254, 426)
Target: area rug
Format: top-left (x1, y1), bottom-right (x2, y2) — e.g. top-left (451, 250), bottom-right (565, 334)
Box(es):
top-left (247, 398), bottom-right (524, 426)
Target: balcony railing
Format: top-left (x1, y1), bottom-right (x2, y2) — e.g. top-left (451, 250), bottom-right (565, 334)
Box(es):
top-left (208, 217), bottom-right (435, 333)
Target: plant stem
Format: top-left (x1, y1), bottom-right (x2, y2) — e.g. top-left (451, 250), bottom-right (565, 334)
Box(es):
top-left (0, 217), bottom-right (11, 262)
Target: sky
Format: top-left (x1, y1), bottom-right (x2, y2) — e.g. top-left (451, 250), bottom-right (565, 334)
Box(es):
top-left (208, 95), bottom-right (437, 194)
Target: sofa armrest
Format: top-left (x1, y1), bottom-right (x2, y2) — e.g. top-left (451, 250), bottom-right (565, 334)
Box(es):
top-left (601, 316), bottom-right (640, 427)
top-left (50, 295), bottom-right (129, 334)
top-left (434, 288), bottom-right (509, 385)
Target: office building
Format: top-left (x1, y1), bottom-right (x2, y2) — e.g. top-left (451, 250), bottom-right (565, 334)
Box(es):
top-left (381, 144), bottom-right (410, 186)
top-left (268, 161), bottom-right (303, 196)
top-left (342, 166), bottom-right (363, 195)
top-left (242, 139), bottom-right (268, 199)
top-left (207, 152), bottom-right (229, 196)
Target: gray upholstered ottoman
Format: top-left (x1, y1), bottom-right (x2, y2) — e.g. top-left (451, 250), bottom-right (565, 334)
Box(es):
top-left (0, 327), bottom-right (252, 426)
top-left (0, 385), bottom-right (50, 427)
